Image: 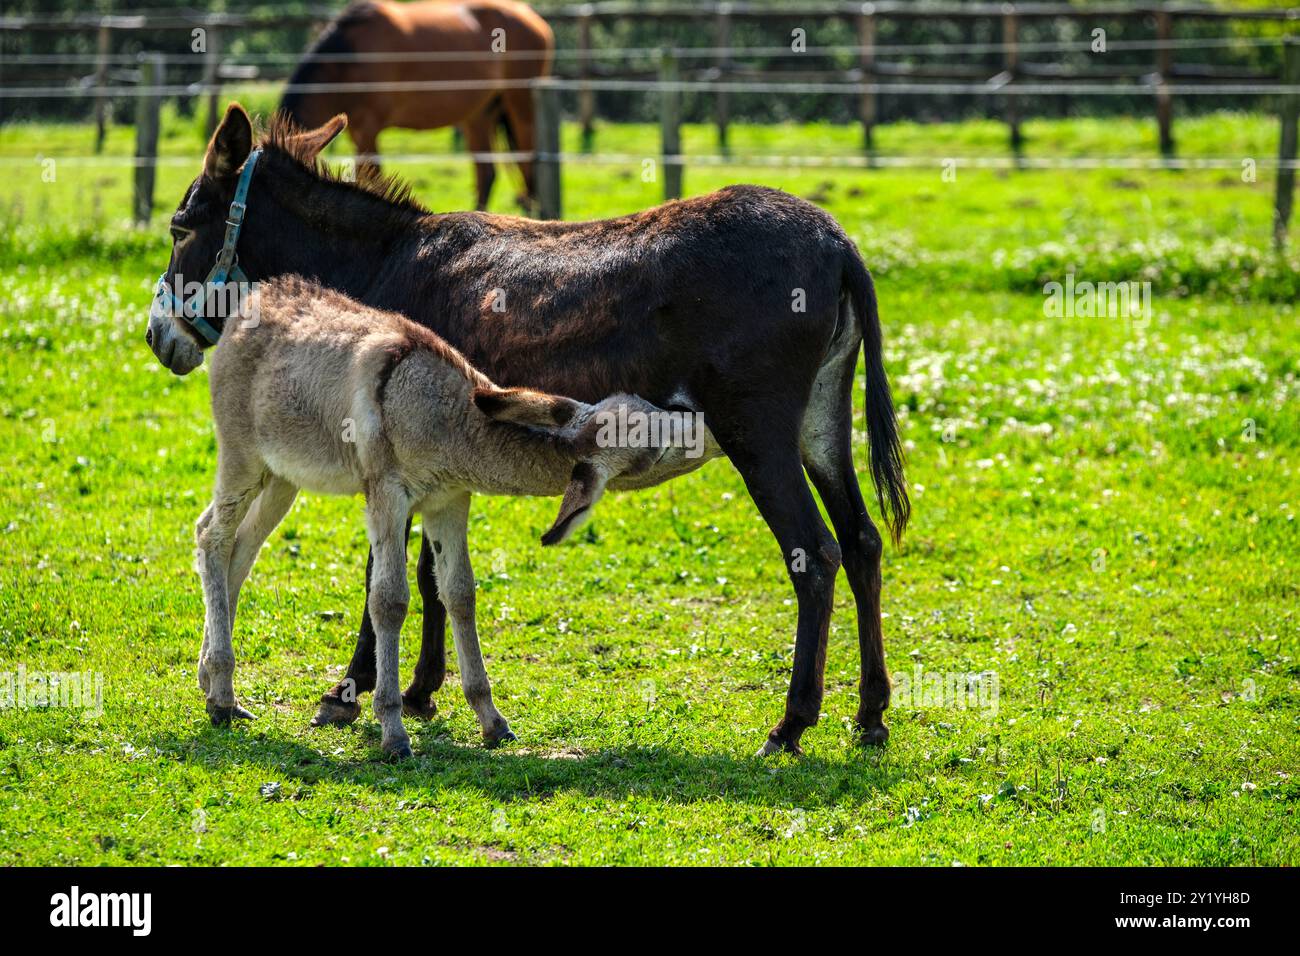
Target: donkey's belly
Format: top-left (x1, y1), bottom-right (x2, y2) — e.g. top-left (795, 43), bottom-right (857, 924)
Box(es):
top-left (260, 446), bottom-right (363, 496)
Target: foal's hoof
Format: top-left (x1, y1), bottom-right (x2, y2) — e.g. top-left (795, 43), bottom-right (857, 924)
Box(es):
top-left (401, 693), bottom-right (438, 721)
top-left (484, 724), bottom-right (518, 749)
top-left (207, 702), bottom-right (255, 726)
top-left (758, 735), bottom-right (804, 758)
top-left (310, 695), bottom-right (362, 728)
top-left (383, 739), bottom-right (414, 761)
top-left (856, 720), bottom-right (890, 748)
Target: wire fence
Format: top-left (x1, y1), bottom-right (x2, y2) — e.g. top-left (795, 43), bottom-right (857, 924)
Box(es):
top-left (3, 34), bottom-right (1293, 66)
top-left (4, 152), bottom-right (1296, 171)
top-left (3, 3), bottom-right (1299, 245)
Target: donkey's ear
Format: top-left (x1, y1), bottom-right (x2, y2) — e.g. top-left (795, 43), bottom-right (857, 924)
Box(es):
top-left (204, 103), bottom-right (254, 180)
top-left (474, 386), bottom-right (583, 429)
top-left (287, 113), bottom-right (348, 161)
top-left (542, 462), bottom-right (608, 546)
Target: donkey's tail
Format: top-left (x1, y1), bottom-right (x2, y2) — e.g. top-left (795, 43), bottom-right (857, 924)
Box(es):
top-left (843, 244), bottom-right (910, 545)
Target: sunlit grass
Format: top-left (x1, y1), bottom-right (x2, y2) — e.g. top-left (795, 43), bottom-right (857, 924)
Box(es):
top-left (0, 114), bottom-right (1295, 865)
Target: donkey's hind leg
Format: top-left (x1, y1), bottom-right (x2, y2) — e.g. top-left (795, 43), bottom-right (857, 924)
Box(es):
top-left (801, 341), bottom-right (891, 746)
top-left (364, 481), bottom-right (414, 759)
top-left (422, 493), bottom-right (514, 747)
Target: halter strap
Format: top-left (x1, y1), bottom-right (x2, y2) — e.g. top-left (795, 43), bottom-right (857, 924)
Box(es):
top-left (155, 148), bottom-right (263, 345)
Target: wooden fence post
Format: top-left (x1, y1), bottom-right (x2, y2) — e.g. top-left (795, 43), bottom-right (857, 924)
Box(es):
top-left (578, 4), bottom-right (595, 151)
top-left (1002, 4), bottom-right (1022, 153)
top-left (203, 26), bottom-right (222, 137)
top-left (660, 48), bottom-right (683, 201)
top-left (715, 3), bottom-right (732, 152)
top-left (133, 53), bottom-right (163, 225)
top-left (1155, 7), bottom-right (1175, 157)
top-left (94, 24), bottom-right (111, 153)
top-left (532, 78), bottom-right (562, 220)
top-left (858, 3), bottom-right (877, 152)
top-left (1274, 36), bottom-right (1300, 250)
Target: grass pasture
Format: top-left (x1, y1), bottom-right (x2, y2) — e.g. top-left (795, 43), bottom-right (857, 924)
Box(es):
top-left (0, 111), bottom-right (1296, 866)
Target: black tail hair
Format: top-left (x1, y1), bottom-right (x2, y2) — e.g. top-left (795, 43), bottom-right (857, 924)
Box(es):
top-left (844, 245), bottom-right (910, 545)
top-left (281, 1), bottom-right (376, 122)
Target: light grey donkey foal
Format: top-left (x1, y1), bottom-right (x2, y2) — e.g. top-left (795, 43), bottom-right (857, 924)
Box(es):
top-left (194, 275), bottom-right (693, 758)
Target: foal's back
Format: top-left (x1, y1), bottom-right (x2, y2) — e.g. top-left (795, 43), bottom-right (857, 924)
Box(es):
top-left (210, 276), bottom-right (468, 496)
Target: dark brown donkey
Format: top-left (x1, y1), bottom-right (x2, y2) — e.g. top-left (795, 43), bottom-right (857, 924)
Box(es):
top-left (149, 104), bottom-right (909, 755)
top-left (280, 0), bottom-right (553, 211)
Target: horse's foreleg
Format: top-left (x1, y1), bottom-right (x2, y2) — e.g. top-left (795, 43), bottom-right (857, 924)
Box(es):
top-left (463, 113), bottom-right (497, 211)
top-left (499, 88), bottom-right (538, 212)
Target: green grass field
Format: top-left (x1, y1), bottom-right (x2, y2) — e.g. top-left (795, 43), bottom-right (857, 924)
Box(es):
top-left (0, 109), bottom-right (1296, 865)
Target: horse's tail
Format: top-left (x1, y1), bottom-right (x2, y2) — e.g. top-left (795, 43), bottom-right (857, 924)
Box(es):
top-left (843, 244), bottom-right (910, 546)
top-left (281, 1), bottom-right (377, 124)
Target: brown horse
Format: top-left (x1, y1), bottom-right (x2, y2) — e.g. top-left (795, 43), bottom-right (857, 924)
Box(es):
top-left (280, 0), bottom-right (553, 211)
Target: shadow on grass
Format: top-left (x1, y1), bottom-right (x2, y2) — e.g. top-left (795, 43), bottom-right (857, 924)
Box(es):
top-left (146, 718), bottom-right (901, 808)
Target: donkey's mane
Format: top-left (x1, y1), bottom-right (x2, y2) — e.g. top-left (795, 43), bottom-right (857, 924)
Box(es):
top-left (259, 112), bottom-right (430, 217)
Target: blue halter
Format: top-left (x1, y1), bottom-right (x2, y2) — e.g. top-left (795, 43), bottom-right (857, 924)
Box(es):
top-left (153, 148), bottom-right (262, 346)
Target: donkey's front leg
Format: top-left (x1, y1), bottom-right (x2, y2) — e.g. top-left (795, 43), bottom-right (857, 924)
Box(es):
top-left (364, 483), bottom-right (414, 759)
top-left (423, 494), bottom-right (514, 747)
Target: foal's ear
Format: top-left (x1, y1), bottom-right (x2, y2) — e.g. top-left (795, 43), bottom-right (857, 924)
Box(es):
top-left (542, 462), bottom-right (608, 546)
top-left (204, 103), bottom-right (254, 180)
top-left (287, 113), bottom-right (348, 161)
top-left (473, 386), bottom-right (583, 429)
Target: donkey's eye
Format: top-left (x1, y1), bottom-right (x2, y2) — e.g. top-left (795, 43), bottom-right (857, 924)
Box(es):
top-left (169, 224), bottom-right (191, 242)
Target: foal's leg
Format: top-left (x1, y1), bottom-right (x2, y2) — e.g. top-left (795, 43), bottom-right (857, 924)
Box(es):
top-left (364, 482), bottom-right (413, 759)
top-left (801, 351), bottom-right (891, 746)
top-left (423, 494), bottom-right (514, 746)
top-left (227, 476), bottom-right (299, 619)
top-left (717, 425), bottom-right (841, 757)
top-left (199, 478), bottom-right (298, 697)
top-left (195, 456), bottom-right (266, 725)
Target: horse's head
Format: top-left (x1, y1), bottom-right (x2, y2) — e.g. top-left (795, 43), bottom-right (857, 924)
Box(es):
top-left (146, 103), bottom-right (347, 374)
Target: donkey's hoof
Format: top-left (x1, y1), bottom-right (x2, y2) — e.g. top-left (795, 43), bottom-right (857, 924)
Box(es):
top-left (758, 735), bottom-right (804, 758)
top-left (484, 724), bottom-right (518, 749)
top-left (401, 693), bottom-right (438, 721)
top-left (856, 720), bottom-right (890, 748)
top-left (383, 739), bottom-right (414, 761)
top-left (310, 695), bottom-right (362, 727)
top-left (207, 702), bottom-right (255, 726)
